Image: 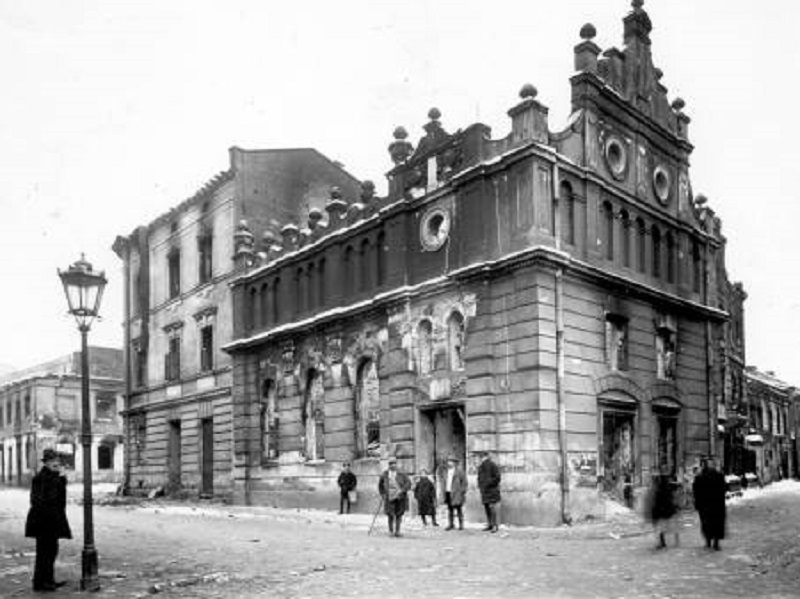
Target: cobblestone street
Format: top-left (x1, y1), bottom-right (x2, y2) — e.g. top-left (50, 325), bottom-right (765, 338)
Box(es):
top-left (2, 482), bottom-right (799, 598)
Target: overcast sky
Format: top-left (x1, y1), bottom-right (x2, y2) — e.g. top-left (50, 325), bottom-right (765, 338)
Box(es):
top-left (1, 0), bottom-right (798, 385)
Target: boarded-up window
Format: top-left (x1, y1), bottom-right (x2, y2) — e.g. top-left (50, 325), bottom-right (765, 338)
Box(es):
top-left (357, 360), bottom-right (381, 458)
top-left (96, 392), bottom-right (116, 421)
top-left (303, 370), bottom-right (325, 461)
top-left (417, 320), bottom-right (434, 375)
top-left (447, 312), bottom-right (466, 371)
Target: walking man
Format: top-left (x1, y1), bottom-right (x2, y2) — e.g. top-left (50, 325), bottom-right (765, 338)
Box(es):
top-left (477, 450), bottom-right (501, 532)
top-left (25, 448), bottom-right (72, 592)
top-left (692, 457), bottom-right (727, 550)
top-left (337, 462), bottom-right (357, 514)
top-left (378, 456), bottom-right (412, 537)
top-left (442, 456), bottom-right (467, 531)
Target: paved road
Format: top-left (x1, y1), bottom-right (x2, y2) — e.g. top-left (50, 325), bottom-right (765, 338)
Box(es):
top-left (1, 482), bottom-right (799, 598)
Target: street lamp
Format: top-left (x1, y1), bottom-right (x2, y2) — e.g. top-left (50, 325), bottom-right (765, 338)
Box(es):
top-left (58, 254), bottom-right (107, 592)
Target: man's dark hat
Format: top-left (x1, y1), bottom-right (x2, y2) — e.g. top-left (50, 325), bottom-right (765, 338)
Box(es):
top-left (41, 448), bottom-right (58, 463)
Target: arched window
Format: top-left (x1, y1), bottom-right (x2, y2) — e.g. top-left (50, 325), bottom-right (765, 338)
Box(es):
top-left (447, 312), bottom-right (466, 370)
top-left (665, 232), bottom-right (675, 283)
top-left (360, 238), bottom-right (371, 292)
top-left (303, 369), bottom-right (325, 461)
top-left (636, 218), bottom-right (646, 272)
top-left (306, 263), bottom-right (316, 310)
top-left (376, 230), bottom-right (387, 286)
top-left (248, 287), bottom-right (258, 332)
top-left (260, 283), bottom-right (269, 327)
top-left (560, 182), bottom-right (575, 245)
top-left (356, 359), bottom-right (381, 458)
top-left (295, 267), bottom-right (304, 315)
top-left (344, 246), bottom-right (355, 295)
top-left (318, 258), bottom-right (326, 307)
top-left (272, 277), bottom-right (280, 323)
top-left (620, 210), bottom-right (631, 268)
top-left (417, 320), bottom-right (434, 375)
top-left (692, 240), bottom-right (702, 293)
top-left (651, 226), bottom-right (661, 278)
top-left (601, 201), bottom-right (614, 261)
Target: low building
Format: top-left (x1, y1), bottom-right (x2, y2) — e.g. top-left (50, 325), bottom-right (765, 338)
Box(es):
top-left (743, 367), bottom-right (796, 485)
top-left (223, 2), bottom-right (742, 525)
top-left (0, 347), bottom-right (124, 487)
top-left (112, 146), bottom-right (362, 498)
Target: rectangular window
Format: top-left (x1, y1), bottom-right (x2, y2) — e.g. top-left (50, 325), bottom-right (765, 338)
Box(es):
top-left (134, 415), bottom-right (147, 465)
top-left (656, 328), bottom-right (676, 380)
top-left (656, 413), bottom-right (678, 479)
top-left (24, 393), bottom-right (31, 418)
top-left (133, 341), bottom-right (147, 389)
top-left (132, 270), bottom-right (141, 316)
top-left (98, 444), bottom-right (114, 470)
top-left (198, 234), bottom-right (213, 285)
top-left (0, 403), bottom-right (4, 427)
top-left (165, 335), bottom-right (181, 381)
top-left (200, 325), bottom-right (214, 372)
top-left (168, 249), bottom-right (181, 299)
top-left (96, 393), bottom-right (115, 421)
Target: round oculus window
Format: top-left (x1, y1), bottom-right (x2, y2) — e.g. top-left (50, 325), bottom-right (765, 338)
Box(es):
top-left (653, 165), bottom-right (671, 205)
top-left (604, 136), bottom-right (627, 180)
top-left (420, 207), bottom-right (451, 251)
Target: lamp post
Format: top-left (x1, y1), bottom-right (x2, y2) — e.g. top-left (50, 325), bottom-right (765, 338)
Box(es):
top-left (58, 254), bottom-right (107, 592)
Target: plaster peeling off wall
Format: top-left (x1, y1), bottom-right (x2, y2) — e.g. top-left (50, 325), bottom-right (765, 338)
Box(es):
top-left (390, 292), bottom-right (477, 374)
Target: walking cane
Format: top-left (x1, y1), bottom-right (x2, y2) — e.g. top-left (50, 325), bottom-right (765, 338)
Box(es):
top-left (367, 495), bottom-right (384, 536)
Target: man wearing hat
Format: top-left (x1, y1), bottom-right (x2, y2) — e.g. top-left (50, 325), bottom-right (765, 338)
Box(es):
top-left (378, 456), bottom-right (412, 537)
top-left (477, 450), bottom-right (502, 532)
top-left (25, 448), bottom-right (72, 591)
top-left (441, 455), bottom-right (467, 531)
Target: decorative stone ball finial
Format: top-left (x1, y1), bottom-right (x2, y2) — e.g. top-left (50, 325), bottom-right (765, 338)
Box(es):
top-left (579, 23), bottom-right (597, 40)
top-left (428, 107), bottom-right (441, 122)
top-left (388, 127), bottom-right (414, 164)
top-left (393, 126), bottom-right (408, 140)
top-left (519, 83), bottom-right (538, 100)
top-left (694, 193), bottom-right (708, 206)
top-left (632, 0), bottom-right (644, 9)
top-left (330, 186), bottom-right (342, 201)
top-left (360, 180), bottom-right (376, 202)
top-left (671, 97), bottom-right (686, 112)
top-left (654, 67), bottom-right (663, 81)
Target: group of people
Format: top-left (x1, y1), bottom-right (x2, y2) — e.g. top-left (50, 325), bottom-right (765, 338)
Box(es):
top-left (337, 451), bottom-right (502, 537)
top-left (647, 457), bottom-right (728, 551)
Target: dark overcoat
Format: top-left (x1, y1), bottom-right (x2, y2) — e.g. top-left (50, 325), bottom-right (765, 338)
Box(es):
top-left (25, 467), bottom-right (72, 540)
top-left (378, 470), bottom-right (411, 515)
top-left (414, 477), bottom-right (437, 516)
top-left (648, 475), bottom-right (678, 523)
top-left (478, 458), bottom-right (502, 504)
top-left (693, 468), bottom-right (726, 540)
top-left (337, 471), bottom-right (357, 494)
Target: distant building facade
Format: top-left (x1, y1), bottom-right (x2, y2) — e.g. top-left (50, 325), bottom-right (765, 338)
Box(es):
top-left (223, 3), bottom-right (743, 525)
top-left (112, 147), bottom-right (361, 498)
top-left (743, 367), bottom-right (796, 484)
top-left (0, 348), bottom-right (124, 487)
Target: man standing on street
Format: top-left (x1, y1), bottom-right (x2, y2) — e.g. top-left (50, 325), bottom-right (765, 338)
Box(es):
top-left (441, 456), bottom-right (467, 531)
top-left (337, 462), bottom-right (357, 514)
top-left (378, 456), bottom-right (411, 537)
top-left (692, 457), bottom-right (727, 550)
top-left (25, 448), bottom-right (72, 592)
top-left (478, 451), bottom-right (502, 532)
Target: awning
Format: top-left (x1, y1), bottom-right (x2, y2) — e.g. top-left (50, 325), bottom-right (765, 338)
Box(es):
top-left (745, 434), bottom-right (764, 444)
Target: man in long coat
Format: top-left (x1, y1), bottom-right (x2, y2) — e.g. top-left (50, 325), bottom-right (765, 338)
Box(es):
top-left (413, 469), bottom-right (438, 526)
top-left (440, 456), bottom-right (467, 530)
top-left (378, 456), bottom-right (412, 537)
top-left (692, 457), bottom-right (727, 550)
top-left (25, 448), bottom-right (72, 591)
top-left (477, 451), bottom-right (502, 532)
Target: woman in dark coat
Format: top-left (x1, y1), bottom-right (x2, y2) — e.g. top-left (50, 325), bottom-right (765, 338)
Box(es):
top-left (414, 469), bottom-right (438, 526)
top-left (477, 451), bottom-right (501, 532)
top-left (647, 474), bottom-right (679, 549)
top-left (693, 457), bottom-right (727, 550)
top-left (25, 448), bottom-right (72, 591)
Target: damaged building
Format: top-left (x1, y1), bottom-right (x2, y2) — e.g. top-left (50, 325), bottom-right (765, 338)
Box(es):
top-left (223, 1), bottom-right (743, 524)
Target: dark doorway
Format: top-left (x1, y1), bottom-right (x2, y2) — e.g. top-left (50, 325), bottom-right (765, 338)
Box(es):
top-left (168, 420), bottom-right (182, 492)
top-left (419, 405), bottom-right (466, 481)
top-left (599, 409), bottom-right (635, 504)
top-left (201, 418), bottom-right (214, 496)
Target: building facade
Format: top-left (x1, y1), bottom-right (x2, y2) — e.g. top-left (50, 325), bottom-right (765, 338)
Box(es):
top-left (112, 147), bottom-right (361, 498)
top-left (223, 3), bottom-right (742, 525)
top-left (0, 348), bottom-right (124, 487)
top-left (743, 367), bottom-right (796, 485)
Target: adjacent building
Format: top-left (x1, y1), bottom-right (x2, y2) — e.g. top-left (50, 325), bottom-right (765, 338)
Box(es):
top-left (112, 147), bottom-right (362, 498)
top-left (743, 367), bottom-right (796, 484)
top-left (0, 348), bottom-right (124, 487)
top-left (222, 2), bottom-right (743, 525)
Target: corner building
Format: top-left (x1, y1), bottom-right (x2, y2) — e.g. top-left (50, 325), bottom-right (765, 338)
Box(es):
top-left (113, 147), bottom-right (361, 498)
top-left (225, 2), bottom-right (741, 525)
